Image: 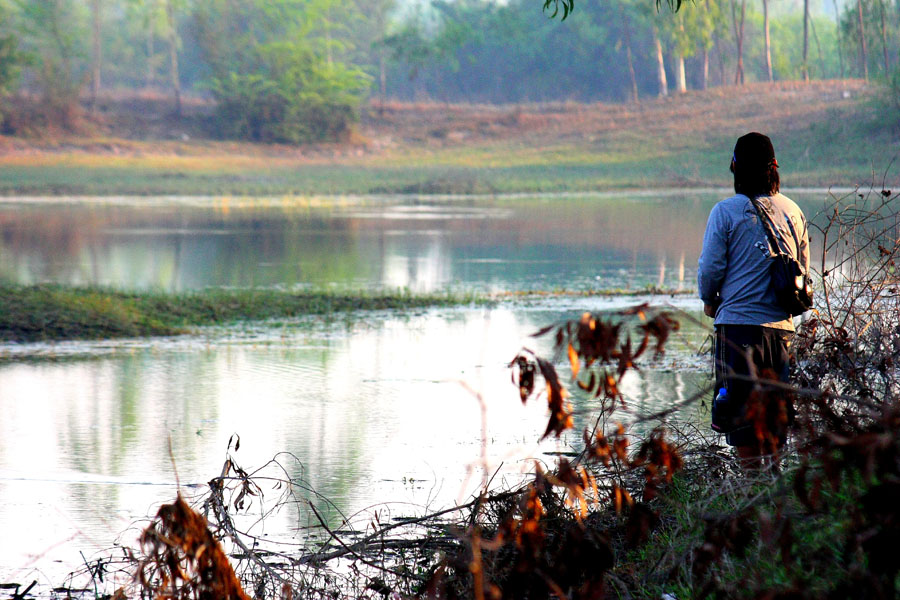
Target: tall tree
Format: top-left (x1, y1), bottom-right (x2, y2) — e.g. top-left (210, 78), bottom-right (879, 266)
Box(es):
top-left (163, 0), bottom-right (180, 115)
top-left (761, 0), bottom-right (772, 81)
top-left (672, 12), bottom-right (689, 93)
top-left (857, 0), bottom-right (869, 80)
top-left (700, 0), bottom-right (712, 88)
top-left (145, 2), bottom-right (156, 88)
top-left (353, 0), bottom-right (395, 109)
top-left (618, 3), bottom-right (640, 102)
top-left (703, 0), bottom-right (729, 87)
top-left (809, 15), bottom-right (826, 76)
top-left (121, 0), bottom-right (167, 89)
top-left (877, 0), bottom-right (889, 75)
top-left (14, 0), bottom-right (87, 128)
top-left (302, 0), bottom-right (359, 66)
top-left (731, 0), bottom-right (746, 84)
top-left (646, 2), bottom-right (690, 94)
top-left (653, 28), bottom-right (668, 96)
top-left (833, 0), bottom-right (845, 78)
top-left (90, 0), bottom-right (101, 109)
top-left (0, 3), bottom-right (24, 109)
top-left (666, 2), bottom-right (708, 93)
top-left (802, 0), bottom-right (810, 80)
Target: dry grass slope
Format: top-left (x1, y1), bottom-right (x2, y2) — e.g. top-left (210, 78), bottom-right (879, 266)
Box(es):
top-left (0, 79), bottom-right (893, 194)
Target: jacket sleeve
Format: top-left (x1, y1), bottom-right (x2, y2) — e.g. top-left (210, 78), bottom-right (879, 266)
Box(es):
top-left (698, 203), bottom-right (728, 305)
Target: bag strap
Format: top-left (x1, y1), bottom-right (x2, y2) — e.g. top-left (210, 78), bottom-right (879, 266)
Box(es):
top-left (751, 196), bottom-right (808, 269)
top-left (748, 196), bottom-right (785, 257)
top-left (780, 206), bottom-right (805, 256)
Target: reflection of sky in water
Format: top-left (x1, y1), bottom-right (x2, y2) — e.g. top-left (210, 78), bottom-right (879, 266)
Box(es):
top-left (0, 194), bottom-right (739, 292)
top-left (0, 302), bottom-right (710, 581)
top-left (0, 192), bottom-right (832, 292)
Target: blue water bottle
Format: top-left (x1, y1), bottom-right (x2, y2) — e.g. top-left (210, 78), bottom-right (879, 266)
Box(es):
top-left (711, 387), bottom-right (728, 433)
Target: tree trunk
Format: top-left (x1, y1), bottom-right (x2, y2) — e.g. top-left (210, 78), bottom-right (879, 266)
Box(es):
top-left (326, 29), bottom-right (333, 66)
top-left (810, 15), bottom-right (827, 77)
top-left (703, 0), bottom-right (716, 88)
top-left (731, 0), bottom-right (746, 85)
top-left (878, 0), bottom-right (890, 75)
top-left (164, 0), bottom-right (181, 116)
top-left (90, 0), bottom-right (101, 110)
top-left (702, 46), bottom-right (710, 90)
top-left (857, 0), bottom-right (869, 81)
top-left (833, 0), bottom-right (845, 79)
top-left (676, 55), bottom-right (687, 93)
top-left (625, 35), bottom-right (640, 103)
top-left (379, 53), bottom-right (386, 111)
top-left (654, 32), bottom-right (668, 97)
top-left (620, 6), bottom-right (640, 103)
top-left (373, 2), bottom-right (388, 113)
top-left (676, 18), bottom-right (687, 93)
top-left (802, 0), bottom-right (810, 81)
top-left (146, 15), bottom-right (155, 89)
top-left (715, 36), bottom-right (727, 86)
top-left (762, 0), bottom-right (773, 81)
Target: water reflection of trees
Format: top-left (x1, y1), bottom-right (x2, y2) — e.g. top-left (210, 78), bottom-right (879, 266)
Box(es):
top-left (0, 195), bottom-right (826, 292)
top-left (0, 204), bottom-right (364, 290)
top-left (352, 198), bottom-right (711, 290)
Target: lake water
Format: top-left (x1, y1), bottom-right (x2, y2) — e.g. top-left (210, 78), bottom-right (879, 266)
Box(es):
top-left (0, 192), bottom-right (730, 292)
top-left (0, 191), bottom-right (827, 588)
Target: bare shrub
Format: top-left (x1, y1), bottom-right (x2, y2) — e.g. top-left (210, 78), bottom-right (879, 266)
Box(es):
top-left (137, 494), bottom-right (251, 600)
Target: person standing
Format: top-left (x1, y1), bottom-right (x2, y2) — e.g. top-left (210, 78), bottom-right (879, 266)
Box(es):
top-left (697, 132), bottom-right (809, 460)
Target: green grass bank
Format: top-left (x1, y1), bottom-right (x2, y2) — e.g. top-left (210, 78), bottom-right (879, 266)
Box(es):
top-left (0, 284), bottom-right (485, 343)
top-left (1, 81), bottom-right (895, 196)
top-left (612, 462), bottom-right (861, 597)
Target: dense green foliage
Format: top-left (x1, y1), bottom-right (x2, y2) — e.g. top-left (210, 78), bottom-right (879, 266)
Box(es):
top-left (194, 1), bottom-right (369, 143)
top-left (0, 36), bottom-right (21, 96)
top-left (0, 284), bottom-right (483, 342)
top-left (0, 0), bottom-right (896, 137)
top-left (0, 3), bottom-right (23, 103)
top-left (7, 0), bottom-right (85, 129)
top-left (382, 0), bottom-right (892, 103)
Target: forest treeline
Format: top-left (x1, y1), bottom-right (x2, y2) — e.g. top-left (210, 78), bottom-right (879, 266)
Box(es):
top-left (0, 0), bottom-right (896, 143)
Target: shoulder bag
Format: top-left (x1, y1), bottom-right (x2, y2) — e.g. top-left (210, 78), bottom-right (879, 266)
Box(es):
top-left (750, 198), bottom-right (813, 316)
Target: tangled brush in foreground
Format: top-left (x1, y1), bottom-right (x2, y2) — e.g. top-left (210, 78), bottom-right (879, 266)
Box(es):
top-left (138, 494), bottom-right (251, 600)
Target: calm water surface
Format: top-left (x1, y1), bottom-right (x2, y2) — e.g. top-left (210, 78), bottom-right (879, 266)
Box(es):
top-left (0, 191), bottom-right (827, 586)
top-left (0, 192), bottom-right (731, 291)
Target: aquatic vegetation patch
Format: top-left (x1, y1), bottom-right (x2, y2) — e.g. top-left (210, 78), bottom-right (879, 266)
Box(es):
top-left (0, 284), bottom-right (485, 342)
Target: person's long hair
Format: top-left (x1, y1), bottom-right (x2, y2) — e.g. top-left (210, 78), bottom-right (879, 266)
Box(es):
top-left (732, 160), bottom-right (780, 198)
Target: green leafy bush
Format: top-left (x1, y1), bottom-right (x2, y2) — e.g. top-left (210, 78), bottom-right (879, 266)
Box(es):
top-left (0, 35), bottom-right (22, 96)
top-left (207, 43), bottom-right (367, 143)
top-left (195, 0), bottom-right (370, 145)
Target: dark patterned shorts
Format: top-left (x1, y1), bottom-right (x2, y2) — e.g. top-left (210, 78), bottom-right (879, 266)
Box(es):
top-left (713, 324), bottom-right (793, 448)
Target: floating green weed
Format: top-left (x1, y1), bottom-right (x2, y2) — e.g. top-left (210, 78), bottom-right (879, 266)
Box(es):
top-left (0, 284), bottom-right (486, 342)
